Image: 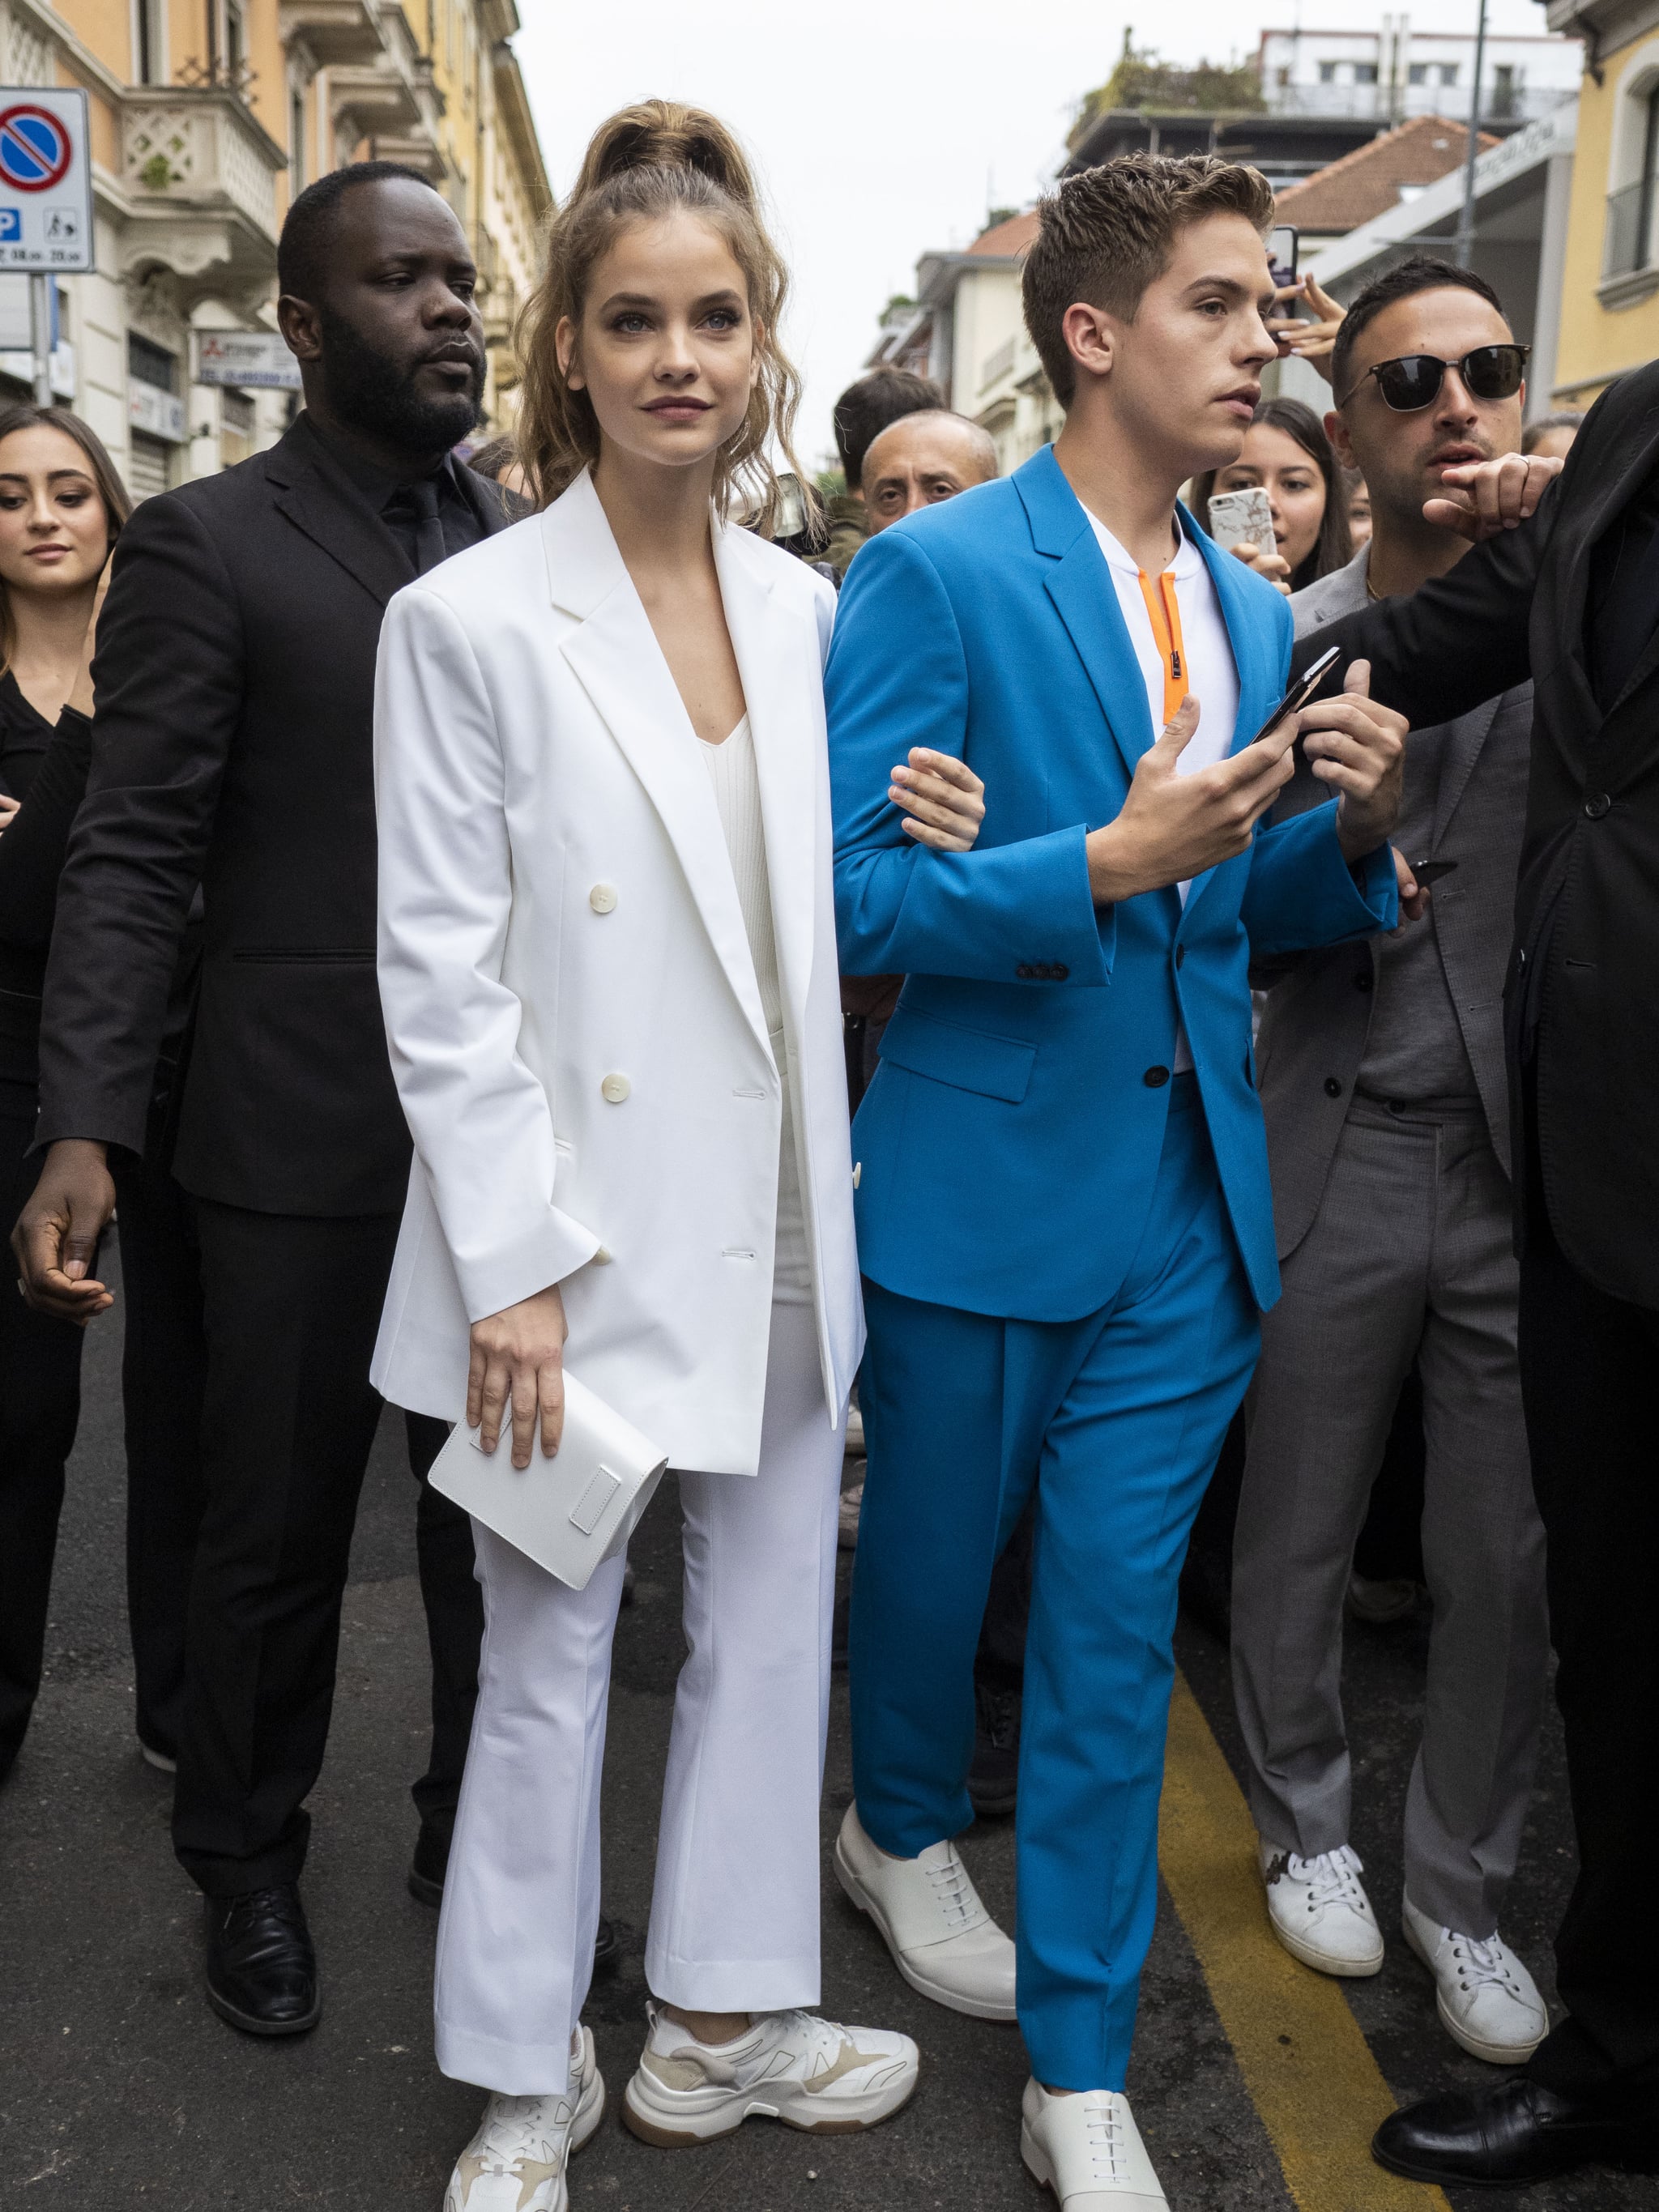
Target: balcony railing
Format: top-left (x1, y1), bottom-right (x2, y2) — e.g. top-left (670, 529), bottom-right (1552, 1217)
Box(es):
top-left (1266, 82), bottom-right (1576, 126)
top-left (1605, 177), bottom-right (1658, 280)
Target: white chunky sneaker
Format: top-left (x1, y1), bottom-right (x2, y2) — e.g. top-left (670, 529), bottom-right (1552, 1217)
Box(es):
top-left (621, 2001), bottom-right (918, 2143)
top-left (443, 2026), bottom-right (605, 2212)
top-left (1259, 1838), bottom-right (1384, 1976)
top-left (1021, 2081), bottom-right (1169, 2209)
top-left (1402, 1897), bottom-right (1549, 2064)
top-left (834, 1801), bottom-right (1017, 2021)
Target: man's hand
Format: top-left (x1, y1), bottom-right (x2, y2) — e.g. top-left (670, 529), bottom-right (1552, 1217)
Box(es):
top-left (1085, 695), bottom-right (1298, 904)
top-left (11, 1138), bottom-right (116, 1323)
top-left (1392, 848), bottom-right (1429, 928)
top-left (468, 1281), bottom-right (568, 1471)
top-left (1299, 658), bottom-right (1408, 861)
top-left (888, 748), bottom-right (987, 851)
top-left (0, 792), bottom-right (18, 837)
top-left (1425, 452), bottom-right (1562, 543)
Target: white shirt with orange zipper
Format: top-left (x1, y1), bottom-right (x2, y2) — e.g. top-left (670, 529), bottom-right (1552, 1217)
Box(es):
top-left (1085, 506), bottom-right (1243, 1071)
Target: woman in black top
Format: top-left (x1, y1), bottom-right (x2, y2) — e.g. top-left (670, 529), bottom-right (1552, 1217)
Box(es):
top-left (0, 403), bottom-right (128, 1782)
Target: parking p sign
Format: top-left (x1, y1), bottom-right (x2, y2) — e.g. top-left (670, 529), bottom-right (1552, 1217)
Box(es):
top-left (0, 89), bottom-right (92, 271)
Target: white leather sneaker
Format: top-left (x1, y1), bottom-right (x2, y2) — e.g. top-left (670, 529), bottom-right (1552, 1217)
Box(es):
top-left (1259, 1838), bottom-right (1384, 1976)
top-left (834, 1801), bottom-right (1017, 2020)
top-left (1402, 1897), bottom-right (1549, 2064)
top-left (1020, 2080), bottom-right (1169, 2208)
top-left (621, 2001), bottom-right (918, 2143)
top-left (443, 2026), bottom-right (604, 2212)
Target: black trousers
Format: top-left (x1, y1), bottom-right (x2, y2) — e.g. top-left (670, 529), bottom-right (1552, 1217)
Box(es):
top-left (1519, 1216), bottom-right (1659, 2095)
top-left (113, 1149), bottom-right (207, 1760)
top-left (0, 1080), bottom-right (84, 1777)
top-left (171, 1196), bottom-right (483, 1895)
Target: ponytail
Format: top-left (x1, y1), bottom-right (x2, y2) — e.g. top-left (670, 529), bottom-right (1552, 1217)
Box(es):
top-left (515, 100), bottom-right (812, 536)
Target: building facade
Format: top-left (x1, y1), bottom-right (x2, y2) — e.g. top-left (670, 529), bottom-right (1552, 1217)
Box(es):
top-left (0, 0), bottom-right (548, 499)
top-left (1544, 0), bottom-right (1659, 407)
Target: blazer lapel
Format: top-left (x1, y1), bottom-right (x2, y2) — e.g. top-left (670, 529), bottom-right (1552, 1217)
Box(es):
top-left (548, 475), bottom-right (773, 1056)
top-left (1557, 399), bottom-right (1659, 707)
top-left (1016, 447), bottom-right (1149, 782)
top-left (713, 522), bottom-right (817, 1047)
top-left (265, 417), bottom-right (414, 610)
top-left (1429, 693), bottom-right (1501, 847)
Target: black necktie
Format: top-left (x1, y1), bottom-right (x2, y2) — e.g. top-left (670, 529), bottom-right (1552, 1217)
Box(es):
top-left (407, 475), bottom-right (447, 576)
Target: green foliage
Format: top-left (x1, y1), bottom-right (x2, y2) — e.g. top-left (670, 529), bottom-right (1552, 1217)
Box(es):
top-left (139, 152), bottom-right (176, 190)
top-left (1072, 29), bottom-right (1265, 142)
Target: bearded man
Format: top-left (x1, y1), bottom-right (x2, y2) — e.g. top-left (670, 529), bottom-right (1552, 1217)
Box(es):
top-left (12, 164), bottom-right (518, 2036)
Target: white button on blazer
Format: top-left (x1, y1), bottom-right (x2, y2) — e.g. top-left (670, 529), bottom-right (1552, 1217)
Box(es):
top-left (369, 469), bottom-right (864, 1477)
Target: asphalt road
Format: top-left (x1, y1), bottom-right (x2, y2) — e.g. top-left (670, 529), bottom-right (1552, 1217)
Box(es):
top-left (0, 1227), bottom-right (1645, 2211)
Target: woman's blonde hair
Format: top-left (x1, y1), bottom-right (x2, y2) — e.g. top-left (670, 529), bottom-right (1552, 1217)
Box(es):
top-left (515, 100), bottom-right (811, 535)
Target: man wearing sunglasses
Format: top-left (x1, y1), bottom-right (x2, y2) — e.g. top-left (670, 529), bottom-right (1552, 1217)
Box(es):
top-left (1232, 258), bottom-right (1550, 2072)
top-left (1292, 276), bottom-right (1659, 2189)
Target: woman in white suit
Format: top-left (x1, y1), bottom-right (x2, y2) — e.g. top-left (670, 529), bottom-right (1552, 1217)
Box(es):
top-left (372, 104), bottom-right (983, 2212)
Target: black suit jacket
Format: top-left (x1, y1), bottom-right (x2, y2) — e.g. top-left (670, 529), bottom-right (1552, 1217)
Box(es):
top-left (37, 413), bottom-right (520, 1216)
top-left (1292, 359), bottom-right (1659, 1307)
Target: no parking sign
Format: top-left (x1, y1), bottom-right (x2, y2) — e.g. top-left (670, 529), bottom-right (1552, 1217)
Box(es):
top-left (0, 88), bottom-right (92, 271)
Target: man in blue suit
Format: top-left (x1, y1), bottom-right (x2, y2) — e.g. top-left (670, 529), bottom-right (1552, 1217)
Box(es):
top-left (827, 153), bottom-right (1417, 2209)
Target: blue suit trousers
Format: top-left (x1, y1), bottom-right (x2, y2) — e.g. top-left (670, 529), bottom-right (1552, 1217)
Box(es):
top-left (849, 1080), bottom-right (1260, 2089)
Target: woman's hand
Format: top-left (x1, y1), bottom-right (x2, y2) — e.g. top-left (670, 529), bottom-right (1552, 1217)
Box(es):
top-left (1266, 275), bottom-right (1346, 384)
top-left (66, 565), bottom-right (109, 721)
top-left (1228, 539), bottom-right (1293, 597)
top-left (468, 1281), bottom-right (568, 1470)
top-left (889, 747), bottom-right (987, 851)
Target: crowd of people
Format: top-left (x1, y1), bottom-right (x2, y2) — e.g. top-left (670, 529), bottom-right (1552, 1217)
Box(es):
top-left (0, 88), bottom-right (1648, 2212)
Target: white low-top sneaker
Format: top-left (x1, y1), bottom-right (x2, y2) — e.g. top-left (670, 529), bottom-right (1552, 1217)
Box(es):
top-left (443, 2026), bottom-right (605, 2212)
top-left (1402, 1897), bottom-right (1549, 2064)
top-left (1259, 1837), bottom-right (1385, 1977)
top-left (621, 2001), bottom-right (919, 2144)
top-left (834, 1801), bottom-right (1017, 2020)
top-left (1021, 2080), bottom-right (1169, 2209)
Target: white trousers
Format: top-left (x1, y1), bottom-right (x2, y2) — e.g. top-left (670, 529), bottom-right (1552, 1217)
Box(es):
top-left (433, 1294), bottom-right (842, 2094)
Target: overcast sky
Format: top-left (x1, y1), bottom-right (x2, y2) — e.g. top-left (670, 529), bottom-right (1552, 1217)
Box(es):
top-left (514, 0), bottom-right (1555, 473)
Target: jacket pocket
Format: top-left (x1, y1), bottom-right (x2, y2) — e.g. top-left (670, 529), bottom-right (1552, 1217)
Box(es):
top-left (876, 1004), bottom-right (1036, 1104)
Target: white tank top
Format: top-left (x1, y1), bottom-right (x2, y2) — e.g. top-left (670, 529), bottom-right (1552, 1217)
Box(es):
top-left (699, 716), bottom-right (810, 1306)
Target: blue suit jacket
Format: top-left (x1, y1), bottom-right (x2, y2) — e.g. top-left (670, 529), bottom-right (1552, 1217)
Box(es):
top-left (826, 443), bottom-right (1397, 1322)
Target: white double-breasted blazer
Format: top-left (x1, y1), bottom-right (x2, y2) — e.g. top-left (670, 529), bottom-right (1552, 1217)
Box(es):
top-left (369, 468), bottom-right (864, 1476)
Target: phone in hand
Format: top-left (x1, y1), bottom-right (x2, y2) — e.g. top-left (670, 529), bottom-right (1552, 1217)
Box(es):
top-left (1248, 645), bottom-right (1341, 748)
top-left (1206, 486), bottom-right (1275, 556)
top-left (1410, 859), bottom-right (1458, 886)
top-left (1269, 224), bottom-right (1299, 289)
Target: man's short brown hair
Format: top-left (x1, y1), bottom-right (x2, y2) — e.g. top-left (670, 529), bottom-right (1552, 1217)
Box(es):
top-left (1022, 153), bottom-right (1275, 407)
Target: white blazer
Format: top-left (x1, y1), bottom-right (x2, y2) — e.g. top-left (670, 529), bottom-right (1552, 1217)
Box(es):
top-left (369, 469), bottom-right (864, 1476)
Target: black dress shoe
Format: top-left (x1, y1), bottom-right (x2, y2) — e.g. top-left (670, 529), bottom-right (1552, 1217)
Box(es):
top-left (407, 1825), bottom-right (621, 1971)
top-left (1373, 2076), bottom-right (1659, 2187)
top-left (966, 1681), bottom-right (1021, 1819)
top-left (203, 1884), bottom-right (321, 2037)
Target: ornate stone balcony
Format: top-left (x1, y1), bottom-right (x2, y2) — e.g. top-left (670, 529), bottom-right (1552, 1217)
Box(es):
top-left (117, 87), bottom-right (287, 313)
top-left (279, 0), bottom-right (385, 68)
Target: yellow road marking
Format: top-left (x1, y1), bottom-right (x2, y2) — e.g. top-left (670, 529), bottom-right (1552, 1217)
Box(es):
top-left (1159, 1672), bottom-right (1452, 2212)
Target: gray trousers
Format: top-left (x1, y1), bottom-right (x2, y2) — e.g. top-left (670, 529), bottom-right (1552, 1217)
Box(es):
top-left (1230, 1099), bottom-right (1550, 1937)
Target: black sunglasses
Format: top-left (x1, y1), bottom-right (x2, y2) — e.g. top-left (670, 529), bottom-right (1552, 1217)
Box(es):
top-left (1339, 343), bottom-right (1530, 413)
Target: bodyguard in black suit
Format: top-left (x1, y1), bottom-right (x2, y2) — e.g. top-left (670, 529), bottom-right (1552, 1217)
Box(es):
top-left (1290, 374), bottom-right (1659, 2184)
top-left (12, 162), bottom-right (510, 2036)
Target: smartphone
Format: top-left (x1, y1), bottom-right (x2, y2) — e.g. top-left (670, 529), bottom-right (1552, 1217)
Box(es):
top-left (1207, 486), bottom-right (1275, 555)
top-left (1248, 645), bottom-right (1341, 748)
top-left (1269, 224), bottom-right (1299, 289)
top-left (1410, 859), bottom-right (1459, 886)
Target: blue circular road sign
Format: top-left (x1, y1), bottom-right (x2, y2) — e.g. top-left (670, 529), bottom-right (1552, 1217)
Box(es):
top-left (0, 106), bottom-right (71, 193)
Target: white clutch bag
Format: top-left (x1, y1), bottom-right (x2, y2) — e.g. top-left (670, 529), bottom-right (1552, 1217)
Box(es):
top-left (426, 1374), bottom-right (668, 1592)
